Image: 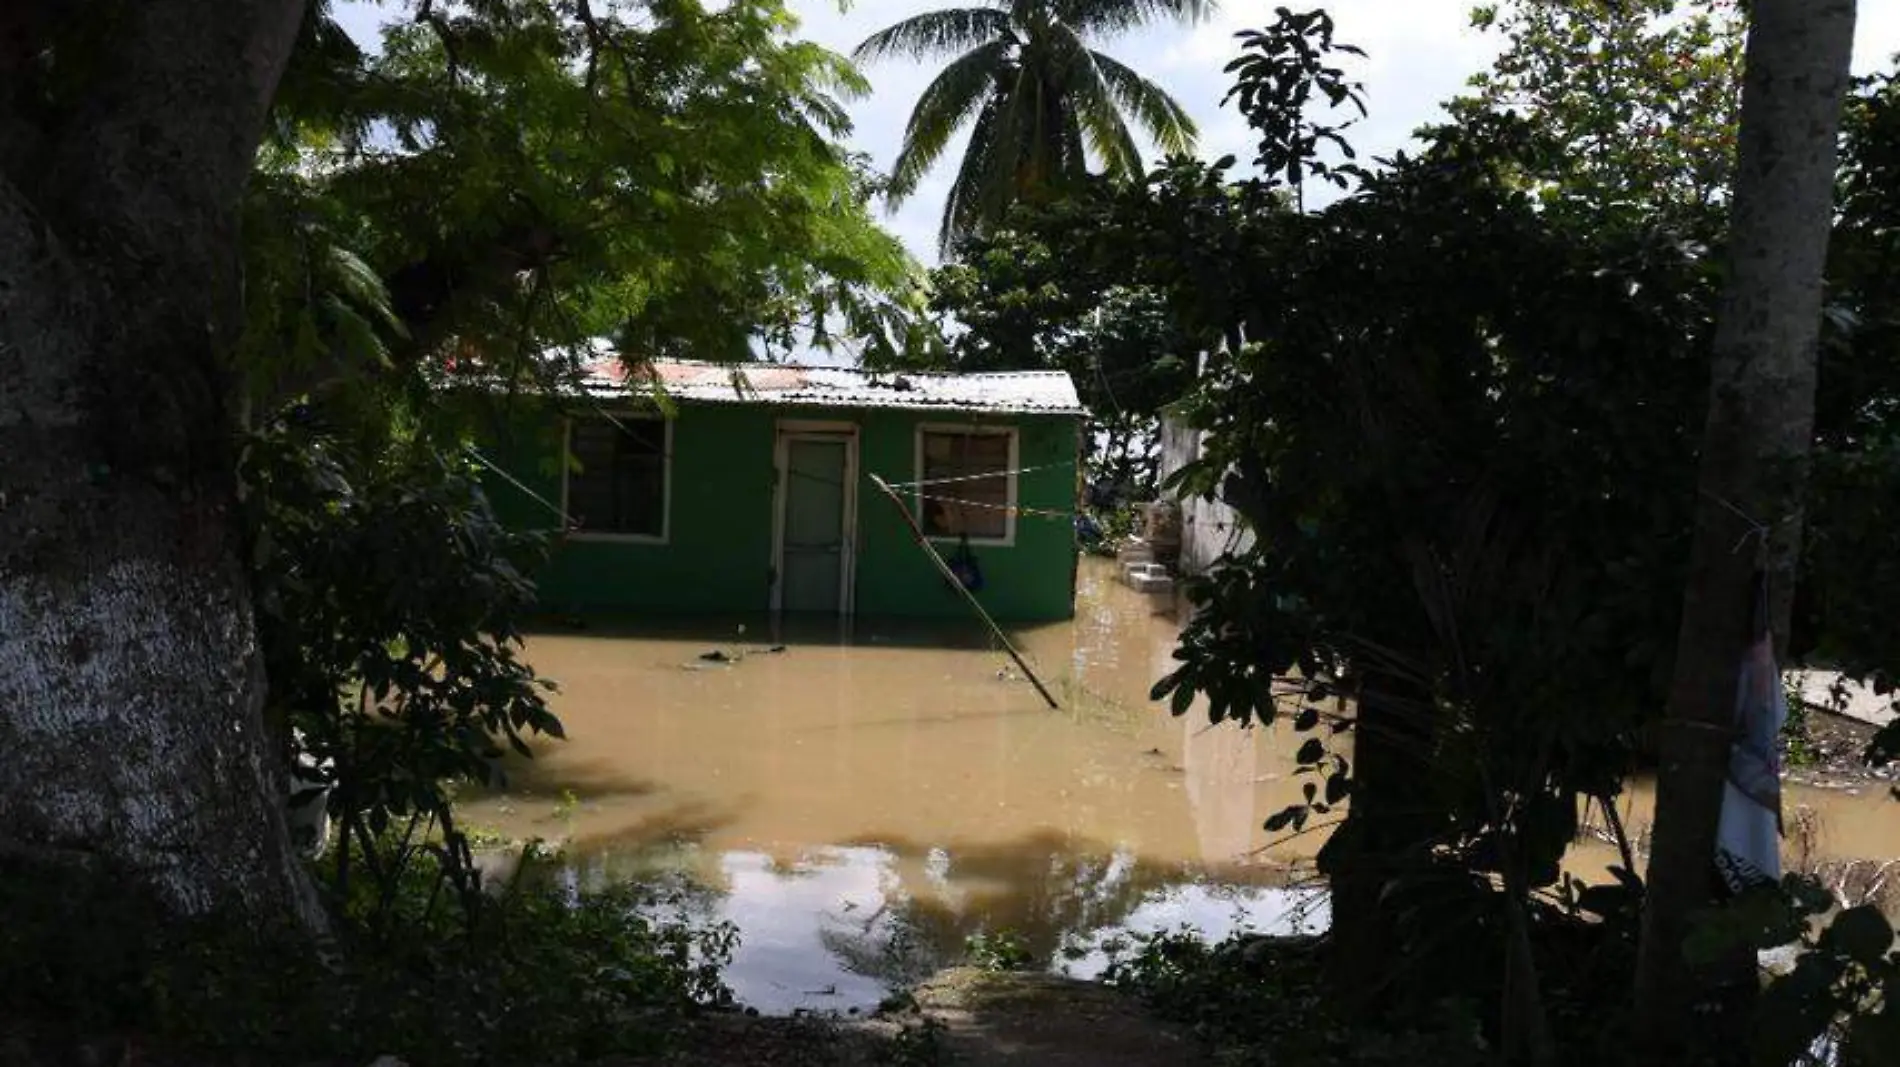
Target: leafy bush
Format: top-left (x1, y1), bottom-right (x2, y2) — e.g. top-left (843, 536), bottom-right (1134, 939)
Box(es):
top-left (1688, 876), bottom-right (1900, 1065)
top-left (1, 846), bottom-right (735, 1067)
top-left (1102, 930), bottom-right (1489, 1065)
top-left (965, 929), bottom-right (1034, 972)
top-left (245, 412), bottom-right (561, 928)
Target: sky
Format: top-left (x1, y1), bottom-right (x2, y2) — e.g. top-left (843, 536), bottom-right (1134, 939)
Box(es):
top-left (331, 0), bottom-right (1900, 266)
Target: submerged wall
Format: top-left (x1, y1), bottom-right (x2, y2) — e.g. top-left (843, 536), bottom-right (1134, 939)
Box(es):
top-left (1156, 413), bottom-right (1252, 575)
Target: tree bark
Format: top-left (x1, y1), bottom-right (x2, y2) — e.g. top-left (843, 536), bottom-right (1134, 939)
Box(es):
top-left (0, 0), bottom-right (320, 930)
top-left (1632, 0), bottom-right (1856, 1054)
top-left (1318, 680), bottom-right (1436, 1009)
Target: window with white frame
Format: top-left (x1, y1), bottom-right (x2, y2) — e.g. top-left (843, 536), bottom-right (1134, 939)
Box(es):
top-left (916, 426), bottom-right (1016, 543)
top-left (565, 415), bottom-right (668, 540)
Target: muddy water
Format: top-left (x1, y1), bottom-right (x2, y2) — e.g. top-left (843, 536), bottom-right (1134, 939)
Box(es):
top-left (461, 557), bottom-right (1900, 1013)
top-left (460, 560), bottom-right (1323, 1012)
top-left (1569, 777), bottom-right (1900, 886)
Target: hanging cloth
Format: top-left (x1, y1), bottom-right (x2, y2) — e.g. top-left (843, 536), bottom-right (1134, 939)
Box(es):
top-left (947, 533), bottom-right (985, 592)
top-left (1715, 568), bottom-right (1786, 894)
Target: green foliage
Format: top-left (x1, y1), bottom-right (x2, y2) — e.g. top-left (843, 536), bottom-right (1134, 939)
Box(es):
top-left (1456, 0), bottom-right (1743, 228)
top-left (0, 847), bottom-right (736, 1067)
top-left (1686, 877), bottom-right (1900, 1065)
top-left (965, 929), bottom-right (1035, 972)
top-left (1113, 4), bottom-right (1900, 1052)
top-left (1154, 107), bottom-right (1711, 891)
top-left (1085, 5), bottom-right (1716, 1039)
top-left (1224, 7), bottom-right (1369, 203)
top-left (1084, 500), bottom-right (1144, 556)
top-left (855, 0), bottom-right (1210, 250)
top-left (1782, 676), bottom-right (1821, 769)
top-left (238, 164), bottom-right (407, 405)
top-left (245, 410), bottom-right (559, 926)
top-left (261, 0), bottom-right (933, 380)
top-left (1802, 69), bottom-right (1900, 767)
top-left (1102, 931), bottom-right (1491, 1065)
top-left (925, 193), bottom-right (1197, 493)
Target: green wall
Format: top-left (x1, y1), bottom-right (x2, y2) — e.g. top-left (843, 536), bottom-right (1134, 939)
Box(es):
top-left (478, 400), bottom-right (1079, 621)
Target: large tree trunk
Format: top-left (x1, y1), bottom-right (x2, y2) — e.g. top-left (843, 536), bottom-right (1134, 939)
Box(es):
top-left (1632, 0), bottom-right (1856, 1054)
top-left (0, 0), bottom-right (319, 930)
top-left (1319, 680), bottom-right (1436, 1008)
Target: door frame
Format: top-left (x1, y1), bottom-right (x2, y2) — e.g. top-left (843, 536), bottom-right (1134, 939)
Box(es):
top-left (769, 419), bottom-right (860, 615)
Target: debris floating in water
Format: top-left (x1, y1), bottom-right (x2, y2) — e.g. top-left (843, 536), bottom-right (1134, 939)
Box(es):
top-left (688, 644), bottom-right (791, 669)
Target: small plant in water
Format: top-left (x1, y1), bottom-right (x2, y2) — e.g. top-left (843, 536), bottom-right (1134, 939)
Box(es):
top-left (965, 929), bottom-right (1035, 972)
top-left (1784, 671), bottom-right (1823, 768)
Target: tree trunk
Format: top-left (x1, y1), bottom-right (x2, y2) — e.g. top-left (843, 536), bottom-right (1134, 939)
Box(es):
top-left (1320, 681), bottom-right (1436, 1008)
top-left (1632, 0), bottom-right (1856, 1054)
top-left (0, 0), bottom-right (320, 931)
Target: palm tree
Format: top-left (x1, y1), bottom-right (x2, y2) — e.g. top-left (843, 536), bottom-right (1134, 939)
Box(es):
top-left (854, 1), bottom-right (1211, 252)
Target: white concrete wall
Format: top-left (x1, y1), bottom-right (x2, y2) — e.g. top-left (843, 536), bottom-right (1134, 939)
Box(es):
top-left (1157, 413), bottom-right (1252, 575)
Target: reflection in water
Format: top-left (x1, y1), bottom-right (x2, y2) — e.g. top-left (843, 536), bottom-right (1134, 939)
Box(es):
top-left (556, 840), bottom-right (1324, 1015)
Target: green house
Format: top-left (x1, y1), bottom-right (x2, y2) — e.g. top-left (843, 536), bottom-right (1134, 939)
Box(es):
top-left (478, 358), bottom-right (1085, 621)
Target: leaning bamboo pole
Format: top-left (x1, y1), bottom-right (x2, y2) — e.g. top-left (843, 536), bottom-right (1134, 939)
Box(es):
top-left (866, 473), bottom-right (1059, 710)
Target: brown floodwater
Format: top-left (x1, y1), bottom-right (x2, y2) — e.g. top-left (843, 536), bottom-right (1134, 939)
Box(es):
top-left (459, 557), bottom-right (1899, 1013)
top-left (460, 559), bottom-right (1324, 1012)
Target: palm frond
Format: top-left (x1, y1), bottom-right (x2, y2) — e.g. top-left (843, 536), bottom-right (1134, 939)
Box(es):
top-left (324, 246), bottom-right (406, 335)
top-left (941, 94), bottom-right (1008, 253)
top-left (1089, 49), bottom-right (1197, 156)
top-left (853, 7), bottom-right (1014, 64)
top-left (1056, 0), bottom-right (1215, 37)
top-left (888, 41), bottom-right (1011, 203)
top-left (993, 56), bottom-right (1062, 198)
top-left (1061, 104), bottom-right (1100, 184)
top-left (1047, 26), bottom-right (1143, 180)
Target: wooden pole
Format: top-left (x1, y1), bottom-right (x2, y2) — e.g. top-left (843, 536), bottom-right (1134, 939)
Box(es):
top-left (867, 473), bottom-right (1059, 710)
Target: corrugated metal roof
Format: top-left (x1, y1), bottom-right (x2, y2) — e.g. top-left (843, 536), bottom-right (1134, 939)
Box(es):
top-left (582, 357), bottom-right (1087, 416)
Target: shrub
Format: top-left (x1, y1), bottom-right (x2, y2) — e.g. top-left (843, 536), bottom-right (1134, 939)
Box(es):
top-left (0, 846), bottom-right (736, 1067)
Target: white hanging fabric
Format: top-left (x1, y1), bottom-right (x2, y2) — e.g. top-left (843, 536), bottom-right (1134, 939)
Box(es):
top-left (1715, 573), bottom-right (1785, 893)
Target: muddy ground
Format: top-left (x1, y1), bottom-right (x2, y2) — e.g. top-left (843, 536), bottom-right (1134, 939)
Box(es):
top-left (1785, 708), bottom-right (1896, 792)
top-left (639, 968), bottom-right (1197, 1067)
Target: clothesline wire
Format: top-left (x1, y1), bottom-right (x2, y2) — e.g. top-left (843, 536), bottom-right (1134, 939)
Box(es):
top-left (470, 449), bottom-right (1123, 530)
top-left (782, 470), bottom-right (1081, 524)
top-left (467, 448), bottom-right (1084, 528)
top-left (465, 444), bottom-right (575, 527)
top-left (915, 491), bottom-right (1077, 522)
top-left (884, 461), bottom-right (1076, 490)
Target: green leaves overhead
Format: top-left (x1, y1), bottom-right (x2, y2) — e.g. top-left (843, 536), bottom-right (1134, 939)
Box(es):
top-left (251, 0), bottom-right (930, 394)
top-left (1091, 51), bottom-right (1196, 157)
top-left (856, 0), bottom-right (1207, 251)
top-left (1455, 0), bottom-right (1744, 227)
top-left (1085, 11), bottom-right (1727, 1010)
top-left (1055, 0), bottom-right (1216, 36)
top-left (853, 7), bottom-right (1016, 64)
top-left (923, 189), bottom-right (1199, 493)
top-left (1224, 8), bottom-right (1367, 198)
top-left (890, 40), bottom-right (1015, 199)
